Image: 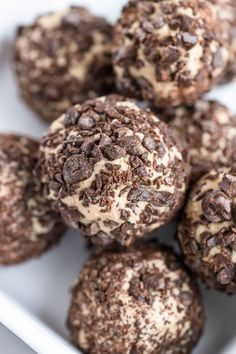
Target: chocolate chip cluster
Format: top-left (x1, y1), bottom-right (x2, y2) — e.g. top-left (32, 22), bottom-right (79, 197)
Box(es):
top-left (178, 166), bottom-right (236, 293)
top-left (14, 6), bottom-right (115, 122)
top-left (112, 0), bottom-right (228, 107)
top-left (0, 135), bottom-right (65, 264)
top-left (39, 95), bottom-right (189, 247)
top-left (68, 242), bottom-right (204, 354)
top-left (169, 100), bottom-right (236, 181)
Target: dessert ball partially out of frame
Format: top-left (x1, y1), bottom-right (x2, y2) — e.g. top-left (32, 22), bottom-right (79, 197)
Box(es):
top-left (178, 166), bottom-right (236, 293)
top-left (170, 100), bottom-right (236, 181)
top-left (113, 0), bottom-right (228, 108)
top-left (67, 243), bottom-right (205, 354)
top-left (14, 6), bottom-right (115, 122)
top-left (39, 95), bottom-right (189, 247)
top-left (0, 135), bottom-right (65, 265)
top-left (210, 0), bottom-right (236, 83)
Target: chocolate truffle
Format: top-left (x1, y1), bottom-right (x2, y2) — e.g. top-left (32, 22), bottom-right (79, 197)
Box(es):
top-left (67, 243), bottom-right (205, 354)
top-left (210, 0), bottom-right (236, 83)
top-left (112, 0), bottom-right (228, 108)
top-left (14, 6), bottom-right (115, 122)
top-left (0, 134), bottom-right (65, 265)
top-left (39, 95), bottom-right (189, 247)
top-left (178, 166), bottom-right (236, 293)
top-left (170, 100), bottom-right (236, 181)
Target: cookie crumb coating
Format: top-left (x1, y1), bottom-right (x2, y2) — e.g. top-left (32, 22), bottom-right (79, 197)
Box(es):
top-left (0, 135), bottom-right (65, 265)
top-left (112, 0), bottom-right (228, 108)
top-left (67, 243), bottom-right (205, 354)
top-left (14, 6), bottom-right (115, 122)
top-left (178, 166), bottom-right (236, 293)
top-left (39, 95), bottom-right (189, 247)
top-left (170, 100), bottom-right (236, 181)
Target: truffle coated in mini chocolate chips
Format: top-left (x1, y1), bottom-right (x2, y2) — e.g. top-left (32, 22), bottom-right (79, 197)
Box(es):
top-left (178, 166), bottom-right (236, 293)
top-left (67, 242), bottom-right (205, 354)
top-left (38, 95), bottom-right (189, 247)
top-left (169, 100), bottom-right (236, 181)
top-left (14, 6), bottom-right (115, 122)
top-left (0, 134), bottom-right (65, 265)
top-left (112, 0), bottom-right (228, 108)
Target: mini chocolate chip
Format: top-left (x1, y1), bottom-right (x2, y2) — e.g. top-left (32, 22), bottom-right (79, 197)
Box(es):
top-left (219, 173), bottom-right (236, 198)
top-left (182, 33), bottom-right (198, 49)
top-left (64, 107), bottom-right (79, 125)
top-left (91, 231), bottom-right (114, 247)
top-left (217, 267), bottom-right (235, 285)
top-left (99, 134), bottom-right (112, 148)
top-left (161, 46), bottom-right (179, 66)
top-left (128, 186), bottom-right (156, 203)
top-left (143, 134), bottom-right (156, 151)
top-left (63, 154), bottom-right (93, 184)
top-left (202, 190), bottom-right (232, 222)
top-left (103, 144), bottom-right (126, 161)
top-left (130, 346), bottom-right (142, 354)
top-left (62, 12), bottom-right (82, 27)
top-left (142, 273), bottom-right (165, 291)
top-left (78, 116), bottom-right (95, 130)
top-left (153, 16), bottom-right (165, 29)
top-left (118, 136), bottom-right (140, 152)
top-left (155, 191), bottom-right (174, 206)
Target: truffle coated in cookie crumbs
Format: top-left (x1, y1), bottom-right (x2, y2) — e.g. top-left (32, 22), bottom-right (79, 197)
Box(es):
top-left (0, 134), bottom-right (65, 265)
top-left (178, 166), bottom-right (236, 293)
top-left (14, 6), bottom-right (115, 122)
top-left (67, 242), bottom-right (205, 354)
top-left (112, 0), bottom-right (228, 108)
top-left (38, 95), bottom-right (189, 247)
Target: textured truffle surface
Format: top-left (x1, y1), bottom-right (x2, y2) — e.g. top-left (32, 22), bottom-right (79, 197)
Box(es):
top-left (170, 100), bottom-right (236, 181)
top-left (0, 135), bottom-right (65, 265)
top-left (112, 0), bottom-right (227, 108)
top-left (210, 0), bottom-right (236, 83)
top-left (178, 166), bottom-right (236, 293)
top-left (67, 243), bottom-right (205, 354)
top-left (39, 95), bottom-right (189, 247)
top-left (14, 6), bottom-right (115, 122)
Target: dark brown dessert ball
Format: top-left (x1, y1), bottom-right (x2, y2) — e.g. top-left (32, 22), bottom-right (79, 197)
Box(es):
top-left (0, 134), bottom-right (65, 265)
top-left (112, 0), bottom-right (228, 108)
top-left (178, 166), bottom-right (236, 293)
top-left (67, 243), bottom-right (205, 354)
top-left (38, 95), bottom-right (189, 247)
top-left (14, 6), bottom-right (115, 122)
top-left (169, 100), bottom-right (236, 181)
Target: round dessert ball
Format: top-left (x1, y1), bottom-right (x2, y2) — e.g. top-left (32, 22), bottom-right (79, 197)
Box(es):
top-left (67, 242), bottom-right (205, 354)
top-left (178, 166), bottom-right (236, 293)
top-left (14, 6), bottom-right (115, 122)
top-left (169, 100), bottom-right (236, 181)
top-left (39, 95), bottom-right (189, 247)
top-left (210, 0), bottom-right (236, 83)
top-left (0, 134), bottom-right (65, 265)
top-left (112, 0), bottom-right (228, 108)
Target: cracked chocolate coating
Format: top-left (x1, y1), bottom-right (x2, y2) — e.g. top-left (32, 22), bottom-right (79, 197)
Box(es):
top-left (14, 6), bottom-right (115, 122)
top-left (0, 135), bottom-right (65, 265)
top-left (178, 166), bottom-right (236, 293)
top-left (112, 0), bottom-right (228, 108)
top-left (169, 100), bottom-right (236, 181)
top-left (67, 242), bottom-right (205, 354)
top-left (38, 95), bottom-right (189, 247)
top-left (210, 0), bottom-right (236, 84)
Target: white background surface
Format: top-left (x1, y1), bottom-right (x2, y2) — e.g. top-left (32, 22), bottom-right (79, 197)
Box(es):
top-left (0, 1), bottom-right (236, 353)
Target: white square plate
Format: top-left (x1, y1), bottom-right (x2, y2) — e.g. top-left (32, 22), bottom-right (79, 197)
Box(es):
top-left (0, 1), bottom-right (236, 353)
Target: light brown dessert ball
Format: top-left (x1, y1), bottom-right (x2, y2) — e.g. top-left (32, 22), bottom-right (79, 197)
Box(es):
top-left (67, 243), bottom-right (205, 354)
top-left (38, 95), bottom-right (189, 247)
top-left (14, 6), bottom-right (115, 122)
top-left (178, 166), bottom-right (236, 293)
top-left (169, 100), bottom-right (236, 181)
top-left (210, 0), bottom-right (236, 83)
top-left (0, 134), bottom-right (65, 265)
top-left (112, 0), bottom-right (228, 108)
